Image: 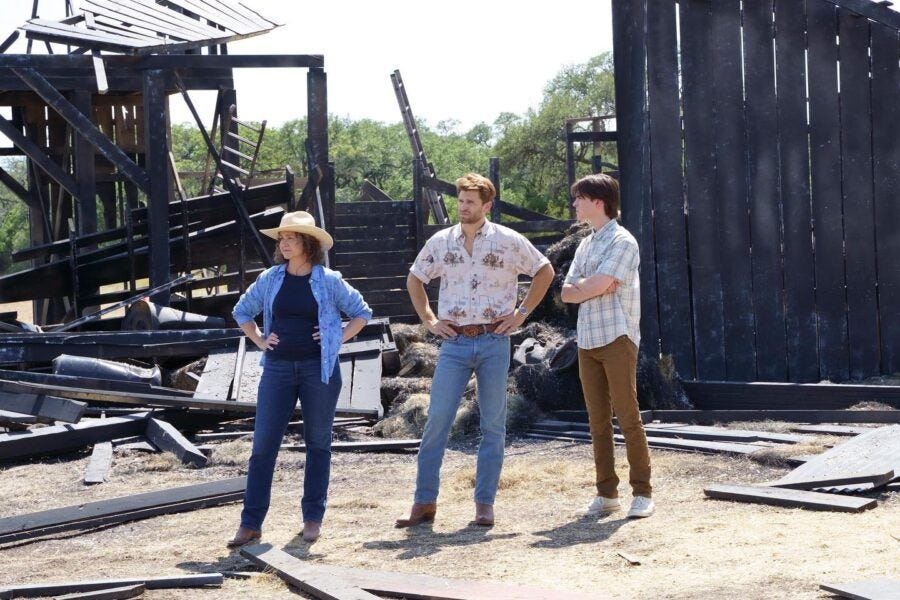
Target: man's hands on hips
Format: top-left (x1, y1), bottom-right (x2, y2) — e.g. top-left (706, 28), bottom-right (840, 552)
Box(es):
top-left (493, 310), bottom-right (526, 336)
top-left (426, 319), bottom-right (458, 339)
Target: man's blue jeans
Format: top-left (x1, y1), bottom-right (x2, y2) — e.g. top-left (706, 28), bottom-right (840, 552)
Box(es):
top-left (414, 332), bottom-right (511, 505)
top-left (240, 357), bottom-right (341, 530)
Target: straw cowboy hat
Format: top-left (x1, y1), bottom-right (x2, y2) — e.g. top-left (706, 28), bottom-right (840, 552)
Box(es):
top-left (259, 211), bottom-right (334, 250)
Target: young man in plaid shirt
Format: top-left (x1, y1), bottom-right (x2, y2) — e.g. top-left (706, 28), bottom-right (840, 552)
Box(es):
top-left (561, 174), bottom-right (654, 519)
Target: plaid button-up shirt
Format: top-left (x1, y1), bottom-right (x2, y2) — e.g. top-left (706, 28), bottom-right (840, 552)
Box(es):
top-left (565, 219), bottom-right (641, 349)
top-left (410, 220), bottom-right (550, 325)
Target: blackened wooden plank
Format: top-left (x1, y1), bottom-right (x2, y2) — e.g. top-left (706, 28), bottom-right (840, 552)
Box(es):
top-left (807, 0), bottom-right (850, 381)
top-left (838, 9), bottom-right (879, 380)
top-left (193, 349), bottom-right (235, 401)
top-left (653, 409), bottom-right (900, 424)
top-left (282, 439), bottom-right (420, 453)
top-left (145, 418), bottom-right (208, 467)
top-left (703, 484), bottom-right (876, 512)
top-left (709, 0), bottom-right (755, 380)
top-left (333, 251), bottom-right (416, 268)
top-left (0, 478), bottom-right (245, 544)
top-left (0, 390), bottom-right (86, 423)
top-left (55, 584), bottom-right (144, 600)
top-left (819, 579), bottom-right (900, 600)
top-left (334, 201), bottom-right (413, 215)
top-left (333, 237), bottom-right (416, 253)
top-left (0, 413), bottom-right (148, 461)
top-left (0, 574), bottom-right (223, 599)
top-left (679, 0), bottom-right (725, 379)
top-left (870, 24), bottom-right (900, 376)
top-left (83, 441), bottom-right (113, 485)
top-left (646, 0), bottom-right (694, 378)
top-left (775, 0), bottom-right (818, 382)
top-left (772, 425), bottom-right (900, 492)
top-left (770, 469), bottom-right (894, 491)
top-left (143, 69), bottom-right (173, 304)
top-left (682, 380), bottom-right (900, 409)
top-left (613, 0), bottom-right (659, 365)
top-left (744, 0), bottom-right (788, 381)
top-left (789, 424), bottom-right (871, 436)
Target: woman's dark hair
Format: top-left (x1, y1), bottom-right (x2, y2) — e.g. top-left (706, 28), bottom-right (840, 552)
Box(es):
top-left (273, 232), bottom-right (325, 265)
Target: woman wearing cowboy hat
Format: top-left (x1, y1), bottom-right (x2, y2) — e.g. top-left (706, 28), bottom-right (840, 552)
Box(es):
top-left (228, 211), bottom-right (372, 546)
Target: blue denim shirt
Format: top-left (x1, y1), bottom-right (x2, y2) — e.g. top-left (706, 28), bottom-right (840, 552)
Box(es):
top-left (232, 264), bottom-right (372, 383)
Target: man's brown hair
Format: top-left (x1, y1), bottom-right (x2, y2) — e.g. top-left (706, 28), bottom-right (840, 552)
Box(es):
top-left (571, 174), bottom-right (620, 219)
top-left (455, 173), bottom-right (496, 204)
top-left (272, 232), bottom-right (325, 265)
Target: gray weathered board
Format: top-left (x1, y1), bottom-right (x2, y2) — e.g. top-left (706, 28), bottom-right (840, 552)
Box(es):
top-left (0, 574), bottom-right (223, 599)
top-left (193, 348), bottom-right (236, 401)
top-left (55, 584), bottom-right (145, 600)
top-left (819, 578), bottom-right (900, 600)
top-left (83, 442), bottom-right (113, 485)
top-left (704, 484), bottom-right (877, 512)
top-left (772, 425), bottom-right (900, 494)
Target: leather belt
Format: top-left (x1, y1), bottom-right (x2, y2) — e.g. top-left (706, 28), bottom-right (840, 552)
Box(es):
top-left (449, 323), bottom-right (500, 337)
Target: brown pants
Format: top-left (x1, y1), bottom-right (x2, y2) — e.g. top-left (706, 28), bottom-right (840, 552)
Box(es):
top-left (578, 336), bottom-right (652, 498)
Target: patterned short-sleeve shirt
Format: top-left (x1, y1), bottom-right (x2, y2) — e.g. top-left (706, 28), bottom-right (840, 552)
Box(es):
top-left (410, 220), bottom-right (550, 325)
top-left (565, 219), bottom-right (641, 349)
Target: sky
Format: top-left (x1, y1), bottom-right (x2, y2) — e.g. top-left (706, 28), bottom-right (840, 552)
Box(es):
top-left (0, 0), bottom-right (614, 132)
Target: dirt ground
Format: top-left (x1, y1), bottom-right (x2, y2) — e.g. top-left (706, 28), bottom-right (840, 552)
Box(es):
top-left (0, 432), bottom-right (897, 600)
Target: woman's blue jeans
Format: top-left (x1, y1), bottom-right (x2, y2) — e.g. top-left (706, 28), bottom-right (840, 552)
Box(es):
top-left (414, 332), bottom-right (511, 505)
top-left (240, 357), bottom-right (341, 530)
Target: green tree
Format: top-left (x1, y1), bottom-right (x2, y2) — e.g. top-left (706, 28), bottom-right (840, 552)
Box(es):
top-left (493, 52), bottom-right (617, 217)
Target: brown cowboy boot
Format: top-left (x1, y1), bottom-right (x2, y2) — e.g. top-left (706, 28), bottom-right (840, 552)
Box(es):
top-left (226, 526), bottom-right (261, 548)
top-left (474, 502), bottom-right (494, 527)
top-left (394, 502), bottom-right (437, 528)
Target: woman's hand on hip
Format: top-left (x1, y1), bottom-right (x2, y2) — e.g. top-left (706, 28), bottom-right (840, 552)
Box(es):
top-left (312, 326), bottom-right (321, 343)
top-left (257, 332), bottom-right (279, 351)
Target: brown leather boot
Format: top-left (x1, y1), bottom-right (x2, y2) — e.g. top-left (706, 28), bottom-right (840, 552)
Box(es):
top-left (474, 502), bottom-right (494, 527)
top-left (302, 520), bottom-right (321, 543)
top-left (226, 526), bottom-right (261, 548)
top-left (395, 503), bottom-right (436, 528)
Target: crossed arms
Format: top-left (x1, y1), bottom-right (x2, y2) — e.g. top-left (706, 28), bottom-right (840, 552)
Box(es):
top-left (560, 273), bottom-right (619, 304)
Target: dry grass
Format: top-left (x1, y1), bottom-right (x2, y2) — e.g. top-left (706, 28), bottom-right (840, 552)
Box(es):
top-left (1, 437), bottom-right (897, 599)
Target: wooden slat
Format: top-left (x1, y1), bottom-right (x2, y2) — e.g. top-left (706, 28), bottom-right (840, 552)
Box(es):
top-left (56, 584), bottom-right (144, 600)
top-left (703, 484), bottom-right (877, 512)
top-left (807, 0), bottom-right (850, 381)
top-left (775, 0), bottom-right (818, 382)
top-left (112, 0), bottom-right (233, 37)
top-left (646, 0), bottom-right (694, 378)
top-left (283, 439), bottom-right (420, 453)
top-left (335, 213), bottom-right (416, 229)
top-left (333, 237), bottom-right (415, 253)
top-left (772, 426), bottom-right (900, 493)
top-left (819, 579), bottom-right (900, 600)
top-left (743, 0), bottom-right (787, 381)
top-left (0, 478), bottom-right (246, 544)
top-left (839, 9), bottom-right (879, 380)
top-left (348, 353), bottom-right (383, 417)
top-left (145, 418), bottom-right (208, 467)
top-left (334, 201), bottom-right (413, 215)
top-left (165, 0), bottom-right (256, 34)
top-left (653, 409), bottom-right (900, 425)
top-left (681, 380), bottom-right (900, 410)
top-left (0, 390), bottom-right (86, 423)
top-left (679, 0), bottom-right (726, 379)
top-left (0, 574), bottom-right (223, 599)
top-left (709, 0), bottom-right (755, 380)
top-left (333, 251), bottom-right (416, 268)
top-left (770, 469), bottom-right (894, 491)
top-left (82, 0), bottom-right (210, 41)
top-left (21, 20), bottom-right (156, 50)
top-left (870, 23), bottom-right (900, 377)
top-left (83, 441), bottom-right (113, 485)
top-left (789, 424), bottom-right (871, 436)
top-left (0, 413), bottom-right (148, 461)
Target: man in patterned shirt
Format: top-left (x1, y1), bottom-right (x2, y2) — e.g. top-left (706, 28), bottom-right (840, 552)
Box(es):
top-left (396, 173), bottom-right (554, 528)
top-left (561, 174), bottom-right (654, 519)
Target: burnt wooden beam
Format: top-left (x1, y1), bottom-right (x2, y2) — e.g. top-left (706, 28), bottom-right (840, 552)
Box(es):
top-left (682, 380), bottom-right (900, 410)
top-left (0, 413), bottom-right (148, 461)
top-left (0, 574), bottom-right (223, 599)
top-left (653, 409), bottom-right (900, 424)
top-left (0, 390), bottom-right (85, 423)
top-left (145, 418), bottom-right (207, 467)
top-left (0, 477), bottom-right (245, 544)
top-left (0, 55), bottom-right (322, 69)
top-left (12, 68), bottom-right (150, 194)
top-left (143, 69), bottom-right (173, 303)
top-left (83, 441), bottom-right (113, 485)
top-left (566, 130), bottom-right (618, 143)
top-left (281, 439), bottom-right (421, 453)
top-left (307, 67), bottom-right (334, 261)
top-left (0, 113), bottom-right (80, 199)
top-left (71, 90), bottom-right (97, 238)
top-left (770, 469), bottom-right (895, 491)
top-left (0, 166), bottom-right (31, 205)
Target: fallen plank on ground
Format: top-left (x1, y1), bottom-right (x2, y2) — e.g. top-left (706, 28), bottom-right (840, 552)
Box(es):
top-left (0, 478), bottom-right (246, 544)
top-left (281, 439), bottom-right (421, 453)
top-left (83, 442), bottom-right (113, 485)
top-left (0, 574), bottom-right (223, 599)
top-left (653, 410), bottom-right (900, 424)
top-left (769, 469), bottom-right (894, 491)
top-left (789, 424), bottom-right (873, 436)
top-left (819, 578), bottom-right (900, 600)
top-left (525, 430), bottom-right (765, 457)
top-left (703, 484), bottom-right (877, 513)
top-left (0, 413), bottom-right (148, 461)
top-left (55, 583), bottom-right (145, 600)
top-left (145, 418), bottom-right (207, 467)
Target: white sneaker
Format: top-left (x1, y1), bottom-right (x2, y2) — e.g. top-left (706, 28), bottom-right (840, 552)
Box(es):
top-left (627, 496), bottom-right (655, 518)
top-left (585, 496), bottom-right (621, 515)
